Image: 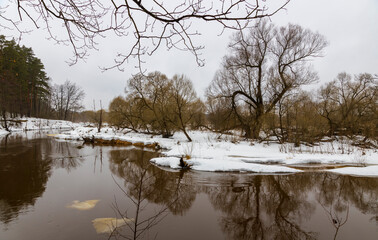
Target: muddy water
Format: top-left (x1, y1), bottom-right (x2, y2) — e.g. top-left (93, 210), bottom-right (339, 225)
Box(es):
top-left (0, 132), bottom-right (377, 240)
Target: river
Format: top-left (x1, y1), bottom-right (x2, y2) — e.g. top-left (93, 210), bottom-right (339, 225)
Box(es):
top-left (0, 132), bottom-right (377, 240)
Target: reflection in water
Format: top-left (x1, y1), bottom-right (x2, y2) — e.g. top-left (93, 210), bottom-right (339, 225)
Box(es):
top-left (0, 132), bottom-right (86, 226)
top-left (317, 173), bottom-right (378, 240)
top-left (108, 148), bottom-right (196, 239)
top-left (0, 134), bottom-right (377, 239)
top-left (200, 173), bottom-right (378, 240)
top-left (203, 174), bottom-right (317, 240)
top-left (107, 149), bottom-right (378, 240)
top-left (0, 134), bottom-right (52, 225)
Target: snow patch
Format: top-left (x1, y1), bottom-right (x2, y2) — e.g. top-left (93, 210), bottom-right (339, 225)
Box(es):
top-left (328, 165), bottom-right (378, 177)
top-left (0, 129), bottom-right (9, 136)
top-left (0, 117), bottom-right (79, 133)
top-left (50, 126), bottom-right (378, 176)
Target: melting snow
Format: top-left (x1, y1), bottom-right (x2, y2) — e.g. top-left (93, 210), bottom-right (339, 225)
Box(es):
top-left (66, 200), bottom-right (100, 210)
top-left (328, 165), bottom-right (378, 177)
top-left (53, 127), bottom-right (377, 175)
top-left (92, 217), bottom-right (134, 234)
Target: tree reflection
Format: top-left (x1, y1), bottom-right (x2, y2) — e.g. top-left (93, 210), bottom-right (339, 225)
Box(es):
top-left (205, 174), bottom-right (316, 240)
top-left (201, 172), bottom-right (378, 240)
top-left (106, 148), bottom-right (378, 240)
top-left (108, 148), bottom-right (196, 239)
top-left (49, 141), bottom-right (85, 171)
top-left (0, 135), bottom-right (86, 226)
top-left (0, 137), bottom-right (52, 225)
top-left (317, 173), bottom-right (378, 239)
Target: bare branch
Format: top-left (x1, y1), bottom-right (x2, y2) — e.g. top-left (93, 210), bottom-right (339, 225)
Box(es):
top-left (1, 0), bottom-right (291, 71)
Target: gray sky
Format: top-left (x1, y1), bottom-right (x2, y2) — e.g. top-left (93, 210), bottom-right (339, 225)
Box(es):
top-left (1, 0), bottom-right (377, 110)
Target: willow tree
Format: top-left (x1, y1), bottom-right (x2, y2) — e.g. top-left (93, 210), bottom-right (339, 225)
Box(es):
top-left (318, 72), bottom-right (377, 138)
top-left (109, 72), bottom-right (202, 141)
top-left (207, 20), bottom-right (327, 139)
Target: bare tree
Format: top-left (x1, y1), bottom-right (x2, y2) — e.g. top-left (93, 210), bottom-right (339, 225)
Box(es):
top-left (270, 90), bottom-right (328, 144)
top-left (93, 99), bottom-right (103, 132)
top-left (127, 71), bottom-right (176, 137)
top-left (51, 80), bottom-right (85, 120)
top-left (1, 0), bottom-right (290, 70)
top-left (109, 72), bottom-right (202, 141)
top-left (207, 19), bottom-right (327, 139)
top-left (169, 74), bottom-right (204, 142)
top-left (109, 96), bottom-right (146, 132)
top-left (318, 72), bottom-right (377, 139)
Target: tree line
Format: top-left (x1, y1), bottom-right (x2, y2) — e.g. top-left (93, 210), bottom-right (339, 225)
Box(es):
top-left (0, 35), bottom-right (85, 130)
top-left (109, 21), bottom-right (377, 145)
top-left (109, 72), bottom-right (204, 141)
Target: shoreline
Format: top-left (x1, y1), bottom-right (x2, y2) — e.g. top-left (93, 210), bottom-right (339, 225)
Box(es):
top-left (2, 118), bottom-right (376, 176)
top-left (51, 126), bottom-right (378, 176)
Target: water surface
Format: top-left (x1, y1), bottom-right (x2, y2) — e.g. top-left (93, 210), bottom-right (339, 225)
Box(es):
top-left (0, 132), bottom-right (377, 239)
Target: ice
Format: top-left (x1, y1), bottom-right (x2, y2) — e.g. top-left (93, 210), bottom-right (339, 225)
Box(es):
top-left (66, 200), bottom-right (100, 210)
top-left (328, 165), bottom-right (378, 177)
top-left (92, 217), bottom-right (133, 234)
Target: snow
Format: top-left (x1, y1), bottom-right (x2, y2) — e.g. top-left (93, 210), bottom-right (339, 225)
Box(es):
top-left (328, 165), bottom-right (378, 177)
top-left (150, 157), bottom-right (301, 173)
top-left (2, 119), bottom-right (376, 176)
top-left (53, 127), bottom-right (378, 175)
top-left (0, 117), bottom-right (79, 134)
top-left (0, 129), bottom-right (8, 136)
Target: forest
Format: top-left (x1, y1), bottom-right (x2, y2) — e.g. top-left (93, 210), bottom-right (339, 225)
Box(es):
top-left (0, 35), bottom-right (86, 130)
top-left (0, 21), bottom-right (377, 146)
top-left (108, 21), bottom-right (377, 146)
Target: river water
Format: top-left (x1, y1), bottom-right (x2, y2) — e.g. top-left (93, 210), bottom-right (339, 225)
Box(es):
top-left (0, 132), bottom-right (377, 240)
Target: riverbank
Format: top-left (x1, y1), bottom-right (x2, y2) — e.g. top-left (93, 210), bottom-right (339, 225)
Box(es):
top-left (53, 126), bottom-right (378, 176)
top-left (2, 118), bottom-right (375, 176)
top-left (0, 117), bottom-right (79, 135)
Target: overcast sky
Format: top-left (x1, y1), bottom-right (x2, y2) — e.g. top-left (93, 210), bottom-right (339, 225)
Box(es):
top-left (1, 0), bottom-right (377, 110)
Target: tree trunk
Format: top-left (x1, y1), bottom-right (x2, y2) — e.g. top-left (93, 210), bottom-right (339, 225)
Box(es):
top-left (182, 127), bottom-right (192, 142)
top-left (178, 113), bottom-right (192, 142)
top-left (243, 124), bottom-right (252, 139)
top-left (250, 107), bottom-right (264, 139)
top-left (97, 109), bottom-right (103, 133)
top-left (251, 118), bottom-right (262, 139)
top-left (1, 110), bottom-right (9, 132)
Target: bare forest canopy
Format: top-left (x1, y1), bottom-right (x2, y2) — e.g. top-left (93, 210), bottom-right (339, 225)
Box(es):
top-left (109, 70), bottom-right (377, 145)
top-left (0, 0), bottom-right (290, 71)
top-left (0, 36), bottom-right (85, 130)
top-left (109, 21), bottom-right (377, 144)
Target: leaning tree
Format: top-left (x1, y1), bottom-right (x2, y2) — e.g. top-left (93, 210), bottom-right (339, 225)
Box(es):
top-left (207, 19), bottom-right (327, 139)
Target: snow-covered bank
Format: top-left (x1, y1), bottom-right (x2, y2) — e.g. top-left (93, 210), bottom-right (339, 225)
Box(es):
top-left (0, 129), bottom-right (8, 136)
top-left (0, 117), bottom-right (79, 134)
top-left (150, 157), bottom-right (301, 173)
top-left (53, 127), bottom-right (378, 175)
top-left (328, 165), bottom-right (378, 177)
